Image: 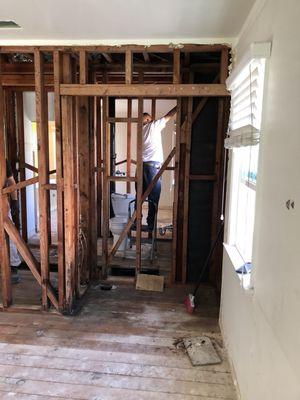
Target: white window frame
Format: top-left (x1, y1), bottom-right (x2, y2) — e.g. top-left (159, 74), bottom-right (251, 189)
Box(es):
top-left (224, 42), bottom-right (271, 288)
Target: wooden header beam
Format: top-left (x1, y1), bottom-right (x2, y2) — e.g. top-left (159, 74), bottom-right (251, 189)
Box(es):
top-left (60, 84), bottom-right (229, 97)
top-left (0, 44), bottom-right (229, 53)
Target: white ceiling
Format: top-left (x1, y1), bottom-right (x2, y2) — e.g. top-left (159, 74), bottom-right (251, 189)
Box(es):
top-left (0, 0), bottom-right (256, 45)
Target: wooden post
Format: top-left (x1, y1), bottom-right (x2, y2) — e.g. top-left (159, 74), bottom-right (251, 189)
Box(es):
top-left (89, 72), bottom-right (97, 281)
top-left (16, 91), bottom-right (27, 242)
top-left (173, 49), bottom-right (181, 84)
top-left (181, 97), bottom-right (193, 283)
top-left (95, 96), bottom-right (102, 239)
top-left (171, 98), bottom-right (181, 283)
top-left (0, 82), bottom-right (12, 307)
top-left (151, 99), bottom-right (156, 120)
top-left (53, 50), bottom-right (65, 309)
top-left (125, 50), bottom-right (133, 85)
top-left (61, 53), bottom-right (77, 311)
top-left (102, 96), bottom-right (109, 278)
top-left (34, 50), bottom-right (50, 309)
top-left (135, 97), bottom-right (143, 275)
top-left (77, 50), bottom-right (90, 285)
top-left (126, 99), bottom-right (132, 193)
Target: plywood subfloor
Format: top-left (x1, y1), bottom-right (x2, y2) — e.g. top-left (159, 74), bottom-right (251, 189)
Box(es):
top-left (0, 282), bottom-right (237, 399)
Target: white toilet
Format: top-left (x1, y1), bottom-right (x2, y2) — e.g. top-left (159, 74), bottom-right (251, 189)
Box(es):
top-left (110, 193), bottom-right (135, 252)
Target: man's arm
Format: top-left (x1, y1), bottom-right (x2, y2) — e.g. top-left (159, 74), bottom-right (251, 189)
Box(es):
top-left (163, 106), bottom-right (177, 123)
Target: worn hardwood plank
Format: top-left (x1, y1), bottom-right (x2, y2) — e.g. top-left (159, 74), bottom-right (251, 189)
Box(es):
top-left (0, 351), bottom-right (233, 384)
top-left (0, 364), bottom-right (236, 398)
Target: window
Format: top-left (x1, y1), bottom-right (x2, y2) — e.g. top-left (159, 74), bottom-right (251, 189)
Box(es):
top-left (225, 42), bottom-right (271, 266)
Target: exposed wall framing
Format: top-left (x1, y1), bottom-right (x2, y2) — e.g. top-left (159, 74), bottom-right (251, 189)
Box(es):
top-left (0, 44), bottom-right (230, 313)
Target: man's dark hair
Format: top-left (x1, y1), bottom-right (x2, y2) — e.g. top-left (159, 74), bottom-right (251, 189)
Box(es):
top-left (143, 112), bottom-right (151, 117)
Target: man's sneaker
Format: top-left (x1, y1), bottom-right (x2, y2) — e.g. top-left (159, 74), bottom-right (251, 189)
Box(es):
top-left (11, 266), bottom-right (20, 284)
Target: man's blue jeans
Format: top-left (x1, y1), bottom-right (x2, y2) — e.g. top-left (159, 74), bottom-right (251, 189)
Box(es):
top-left (142, 161), bottom-right (161, 230)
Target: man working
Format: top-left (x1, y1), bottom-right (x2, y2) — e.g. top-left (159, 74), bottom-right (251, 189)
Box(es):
top-left (141, 105), bottom-right (177, 231)
top-left (5, 159), bottom-right (21, 283)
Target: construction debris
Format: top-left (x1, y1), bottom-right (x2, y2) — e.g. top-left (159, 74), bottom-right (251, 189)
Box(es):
top-left (183, 336), bottom-right (222, 366)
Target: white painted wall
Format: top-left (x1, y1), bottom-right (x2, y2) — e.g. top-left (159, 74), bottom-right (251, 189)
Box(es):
top-left (220, 1), bottom-right (300, 399)
top-left (23, 92), bottom-right (55, 237)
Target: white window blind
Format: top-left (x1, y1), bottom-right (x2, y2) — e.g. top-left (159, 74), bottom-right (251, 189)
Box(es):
top-left (225, 42), bottom-right (271, 149)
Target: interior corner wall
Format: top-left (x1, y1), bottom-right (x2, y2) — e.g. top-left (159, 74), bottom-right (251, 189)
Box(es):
top-left (23, 92), bottom-right (55, 237)
top-left (220, 0), bottom-right (300, 399)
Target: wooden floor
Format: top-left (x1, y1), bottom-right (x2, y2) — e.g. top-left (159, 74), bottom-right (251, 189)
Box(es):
top-left (0, 280), bottom-right (237, 399)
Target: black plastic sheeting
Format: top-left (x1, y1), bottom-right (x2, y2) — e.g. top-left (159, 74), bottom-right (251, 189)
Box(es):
top-left (187, 98), bottom-right (219, 282)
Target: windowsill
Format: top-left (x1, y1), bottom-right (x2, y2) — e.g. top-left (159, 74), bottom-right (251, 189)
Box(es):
top-left (223, 243), bottom-right (254, 293)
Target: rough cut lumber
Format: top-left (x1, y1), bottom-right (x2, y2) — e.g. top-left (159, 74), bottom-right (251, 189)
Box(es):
top-left (0, 44), bottom-right (229, 54)
top-left (16, 91), bottom-right (27, 242)
top-left (125, 50), bottom-right (133, 84)
top-left (173, 49), bottom-right (181, 84)
top-left (136, 274), bottom-right (164, 292)
top-left (126, 99), bottom-right (132, 193)
top-left (181, 97), bottom-right (193, 283)
top-left (135, 98), bottom-right (143, 274)
top-left (60, 83), bottom-right (229, 97)
top-left (53, 50), bottom-right (65, 309)
top-left (95, 96), bottom-right (102, 240)
top-left (78, 50), bottom-right (91, 284)
top-left (0, 83), bottom-right (12, 307)
top-left (171, 98), bottom-right (181, 284)
top-left (102, 97), bottom-right (109, 278)
top-left (1, 176), bottom-right (39, 194)
top-left (34, 50), bottom-right (50, 309)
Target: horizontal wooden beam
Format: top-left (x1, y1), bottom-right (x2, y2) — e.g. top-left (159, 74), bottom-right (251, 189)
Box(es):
top-left (0, 44), bottom-right (229, 54)
top-left (108, 176), bottom-right (137, 182)
top-left (60, 84), bottom-right (229, 97)
top-left (2, 176), bottom-right (39, 194)
top-left (1, 74), bottom-right (53, 87)
top-left (42, 183), bottom-right (58, 190)
top-left (108, 117), bottom-right (138, 123)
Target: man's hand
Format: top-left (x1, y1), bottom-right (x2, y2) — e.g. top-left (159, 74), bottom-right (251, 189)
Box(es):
top-left (11, 199), bottom-right (20, 230)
